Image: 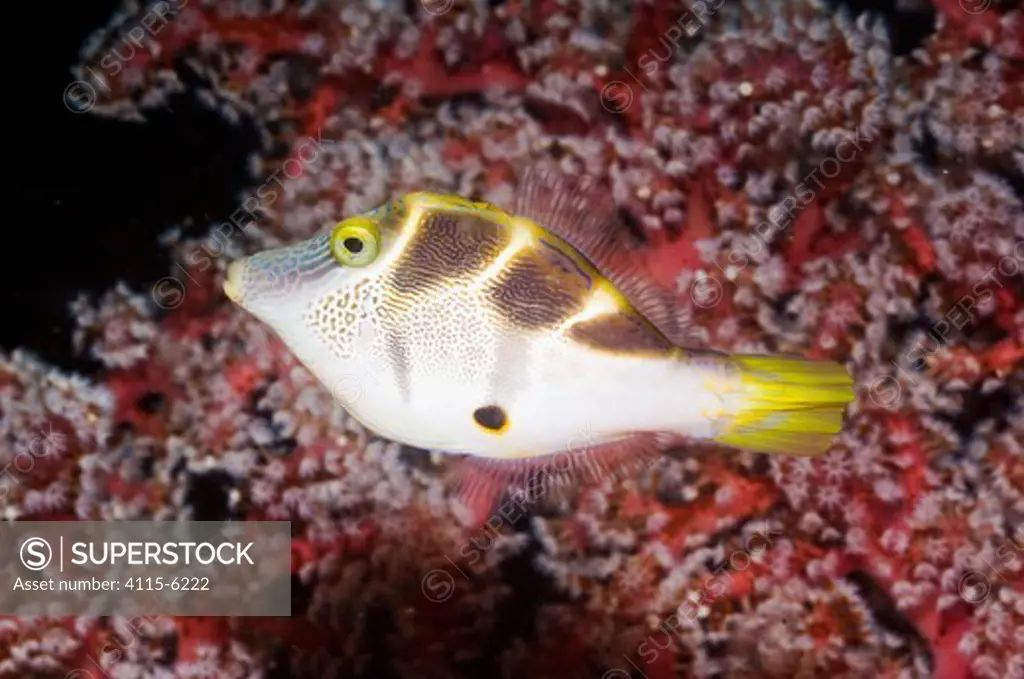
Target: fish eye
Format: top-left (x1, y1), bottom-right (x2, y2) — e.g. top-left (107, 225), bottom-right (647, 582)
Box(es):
top-left (330, 217), bottom-right (380, 267)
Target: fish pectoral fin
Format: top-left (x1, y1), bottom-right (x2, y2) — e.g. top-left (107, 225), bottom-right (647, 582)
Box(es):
top-left (447, 434), bottom-right (665, 517)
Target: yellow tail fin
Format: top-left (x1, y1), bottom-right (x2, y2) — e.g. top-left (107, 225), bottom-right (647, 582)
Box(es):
top-left (715, 355), bottom-right (855, 457)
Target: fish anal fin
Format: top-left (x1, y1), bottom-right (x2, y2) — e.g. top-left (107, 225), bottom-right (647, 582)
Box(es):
top-left (511, 165), bottom-right (692, 347)
top-left (448, 434), bottom-right (665, 517)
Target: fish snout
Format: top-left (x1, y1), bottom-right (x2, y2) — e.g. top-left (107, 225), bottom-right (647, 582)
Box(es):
top-left (222, 237), bottom-right (333, 317)
top-left (224, 260), bottom-right (246, 305)
top-left (223, 256), bottom-right (274, 310)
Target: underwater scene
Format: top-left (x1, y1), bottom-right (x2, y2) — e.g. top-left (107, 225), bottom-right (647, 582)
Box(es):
top-left (2, 0), bottom-right (1022, 677)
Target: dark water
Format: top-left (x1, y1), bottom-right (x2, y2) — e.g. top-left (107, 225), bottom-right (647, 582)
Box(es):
top-left (7, 0), bottom-right (258, 373)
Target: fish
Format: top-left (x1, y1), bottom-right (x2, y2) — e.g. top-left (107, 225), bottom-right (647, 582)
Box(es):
top-left (223, 167), bottom-right (855, 503)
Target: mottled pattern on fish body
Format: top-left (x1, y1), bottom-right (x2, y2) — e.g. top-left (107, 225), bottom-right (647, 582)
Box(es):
top-left (297, 192), bottom-right (737, 458)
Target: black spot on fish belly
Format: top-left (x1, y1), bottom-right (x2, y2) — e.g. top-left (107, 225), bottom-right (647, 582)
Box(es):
top-left (473, 405), bottom-right (508, 432)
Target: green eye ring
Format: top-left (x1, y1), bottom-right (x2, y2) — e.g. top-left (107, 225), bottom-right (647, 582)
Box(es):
top-left (331, 217), bottom-right (380, 267)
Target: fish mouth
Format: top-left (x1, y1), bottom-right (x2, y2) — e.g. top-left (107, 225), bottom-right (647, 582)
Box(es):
top-left (223, 260), bottom-right (245, 306)
top-left (222, 255), bottom-right (268, 314)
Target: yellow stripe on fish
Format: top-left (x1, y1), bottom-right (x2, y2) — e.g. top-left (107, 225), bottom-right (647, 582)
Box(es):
top-left (222, 166), bottom-right (856, 508)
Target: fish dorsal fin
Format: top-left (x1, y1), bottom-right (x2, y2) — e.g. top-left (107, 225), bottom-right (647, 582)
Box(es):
top-left (511, 165), bottom-right (690, 348)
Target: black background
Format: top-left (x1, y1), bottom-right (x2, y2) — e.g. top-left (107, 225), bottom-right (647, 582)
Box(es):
top-left (5, 0), bottom-right (258, 374)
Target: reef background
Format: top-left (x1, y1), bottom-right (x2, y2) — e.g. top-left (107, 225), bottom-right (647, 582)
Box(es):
top-left (2, 0), bottom-right (1022, 678)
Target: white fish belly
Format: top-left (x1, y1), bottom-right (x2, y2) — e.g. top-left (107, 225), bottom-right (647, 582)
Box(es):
top-left (484, 338), bottom-right (735, 458)
top-left (352, 333), bottom-right (735, 458)
top-left (315, 309), bottom-right (503, 451)
top-left (309, 313), bottom-right (739, 458)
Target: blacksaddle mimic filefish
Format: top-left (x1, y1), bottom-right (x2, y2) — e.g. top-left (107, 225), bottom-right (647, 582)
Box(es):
top-left (224, 167), bottom-right (855, 502)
